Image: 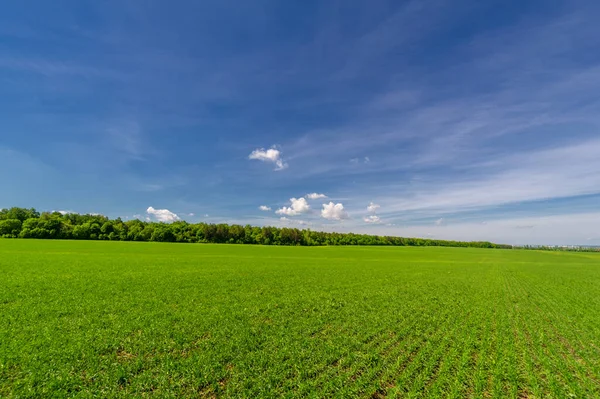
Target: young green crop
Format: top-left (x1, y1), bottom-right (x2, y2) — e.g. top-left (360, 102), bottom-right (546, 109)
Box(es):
top-left (1, 240), bottom-right (599, 398)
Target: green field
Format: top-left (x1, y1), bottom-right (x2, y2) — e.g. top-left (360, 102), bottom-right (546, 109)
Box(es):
top-left (1, 241), bottom-right (599, 398)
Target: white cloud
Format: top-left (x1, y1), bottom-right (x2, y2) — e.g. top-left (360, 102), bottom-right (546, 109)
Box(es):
top-left (435, 218), bottom-right (445, 226)
top-left (363, 215), bottom-right (381, 224)
top-left (350, 157), bottom-right (370, 165)
top-left (367, 202), bottom-right (380, 213)
top-left (188, 213), bottom-right (195, 217)
top-left (248, 146), bottom-right (288, 170)
top-left (321, 202), bottom-right (349, 221)
top-left (54, 210), bottom-right (75, 215)
top-left (276, 197), bottom-right (310, 216)
top-left (306, 193), bottom-right (327, 199)
top-left (259, 205), bottom-right (272, 211)
top-left (146, 206), bottom-right (180, 222)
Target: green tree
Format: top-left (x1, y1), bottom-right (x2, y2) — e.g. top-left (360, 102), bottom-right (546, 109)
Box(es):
top-left (0, 219), bottom-right (22, 237)
top-left (0, 207), bottom-right (40, 222)
top-left (0, 207), bottom-right (517, 250)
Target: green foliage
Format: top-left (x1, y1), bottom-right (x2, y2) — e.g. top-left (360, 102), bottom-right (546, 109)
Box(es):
top-left (0, 207), bottom-right (513, 249)
top-left (0, 207), bottom-right (39, 222)
top-left (1, 241), bottom-right (600, 397)
top-left (0, 219), bottom-right (22, 237)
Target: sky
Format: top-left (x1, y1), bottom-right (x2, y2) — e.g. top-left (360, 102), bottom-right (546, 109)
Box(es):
top-left (1, 0), bottom-right (599, 245)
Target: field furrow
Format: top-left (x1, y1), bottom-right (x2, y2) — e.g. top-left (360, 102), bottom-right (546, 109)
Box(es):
top-left (1, 241), bottom-right (600, 398)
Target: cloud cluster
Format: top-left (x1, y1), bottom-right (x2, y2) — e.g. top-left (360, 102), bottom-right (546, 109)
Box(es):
top-left (259, 205), bottom-right (271, 211)
top-left (367, 202), bottom-right (380, 213)
top-left (248, 146), bottom-right (288, 170)
top-left (363, 215), bottom-right (381, 224)
top-left (363, 202), bottom-right (383, 224)
top-left (306, 193), bottom-right (327, 199)
top-left (276, 197), bottom-right (310, 216)
top-left (146, 206), bottom-right (180, 222)
top-left (321, 202), bottom-right (349, 220)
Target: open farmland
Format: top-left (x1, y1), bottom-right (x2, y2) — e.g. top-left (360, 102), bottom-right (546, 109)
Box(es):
top-left (1, 241), bottom-right (600, 398)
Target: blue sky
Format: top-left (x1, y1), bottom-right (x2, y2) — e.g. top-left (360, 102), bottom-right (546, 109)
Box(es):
top-left (1, 0), bottom-right (600, 245)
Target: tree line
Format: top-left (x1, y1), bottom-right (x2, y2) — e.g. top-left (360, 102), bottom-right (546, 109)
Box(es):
top-left (0, 207), bottom-right (513, 249)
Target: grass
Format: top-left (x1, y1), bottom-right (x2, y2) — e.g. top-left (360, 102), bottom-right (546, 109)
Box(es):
top-left (1, 240), bottom-right (600, 398)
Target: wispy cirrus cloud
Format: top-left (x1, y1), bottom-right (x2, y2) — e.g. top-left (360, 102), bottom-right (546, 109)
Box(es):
top-left (105, 120), bottom-right (154, 162)
top-left (276, 5), bottom-right (600, 183)
top-left (372, 138), bottom-right (600, 216)
top-left (0, 56), bottom-right (126, 79)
